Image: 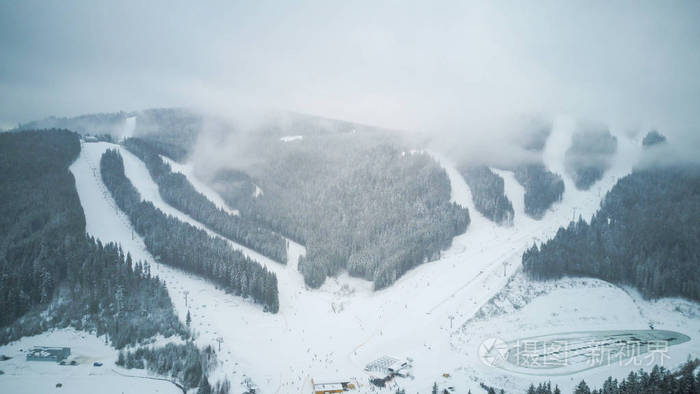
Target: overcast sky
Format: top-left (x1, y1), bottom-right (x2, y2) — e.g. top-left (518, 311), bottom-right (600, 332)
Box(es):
top-left (1, 0), bottom-right (699, 138)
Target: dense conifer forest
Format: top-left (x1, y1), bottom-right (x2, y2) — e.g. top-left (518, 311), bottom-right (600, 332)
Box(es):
top-left (0, 237), bottom-right (188, 348)
top-left (118, 342), bottom-right (228, 393)
top-left (100, 149), bottom-right (280, 312)
top-left (0, 129), bottom-right (83, 326)
top-left (514, 164), bottom-right (565, 219)
top-left (0, 130), bottom-right (186, 348)
top-left (471, 359), bottom-right (699, 394)
top-left (11, 110), bottom-right (471, 290)
top-left (642, 130), bottom-right (667, 147)
top-left (459, 165), bottom-right (514, 225)
top-left (123, 137), bottom-right (288, 263)
top-left (508, 121), bottom-right (566, 219)
top-left (228, 137), bottom-right (470, 289)
top-left (528, 358), bottom-right (699, 394)
top-left (523, 164), bottom-right (700, 300)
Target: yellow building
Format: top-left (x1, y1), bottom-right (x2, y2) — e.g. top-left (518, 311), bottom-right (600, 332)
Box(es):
top-left (312, 379), bottom-right (347, 394)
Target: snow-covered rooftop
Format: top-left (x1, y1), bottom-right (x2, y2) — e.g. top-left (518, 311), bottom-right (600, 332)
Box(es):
top-left (313, 382), bottom-right (344, 390)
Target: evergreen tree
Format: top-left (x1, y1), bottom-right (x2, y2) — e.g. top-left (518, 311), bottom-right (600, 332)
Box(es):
top-left (514, 164), bottom-right (564, 219)
top-left (459, 165), bottom-right (514, 225)
top-left (574, 381), bottom-right (591, 394)
top-left (197, 375), bottom-right (212, 394)
top-left (642, 130), bottom-right (667, 147)
top-left (100, 149), bottom-right (279, 312)
top-left (220, 137), bottom-right (470, 289)
top-left (0, 130), bottom-right (186, 348)
top-left (123, 137), bottom-right (288, 264)
top-left (523, 164), bottom-right (700, 300)
top-left (525, 359), bottom-right (700, 394)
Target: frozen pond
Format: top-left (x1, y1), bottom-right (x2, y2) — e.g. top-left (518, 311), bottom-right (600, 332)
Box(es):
top-left (482, 329), bottom-right (690, 376)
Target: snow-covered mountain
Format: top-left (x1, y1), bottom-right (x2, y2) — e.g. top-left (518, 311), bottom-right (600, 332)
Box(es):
top-left (1, 113), bottom-right (698, 394)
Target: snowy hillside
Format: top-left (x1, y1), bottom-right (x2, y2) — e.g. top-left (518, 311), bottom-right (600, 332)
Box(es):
top-left (160, 155), bottom-right (240, 216)
top-left (36, 115), bottom-right (696, 394)
top-left (4, 1), bottom-right (700, 392)
top-left (0, 113), bottom-right (695, 394)
top-left (0, 329), bottom-right (180, 394)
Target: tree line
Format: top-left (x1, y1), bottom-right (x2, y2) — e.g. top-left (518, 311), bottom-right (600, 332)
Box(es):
top-left (100, 149), bottom-right (279, 312)
top-left (237, 140), bottom-right (470, 289)
top-left (525, 358), bottom-right (699, 394)
top-left (435, 359), bottom-right (700, 394)
top-left (25, 111), bottom-right (471, 290)
top-left (123, 137), bottom-right (288, 263)
top-left (642, 130), bottom-right (666, 147)
top-left (118, 342), bottom-right (230, 393)
top-left (523, 164), bottom-right (700, 301)
top-left (34, 111), bottom-right (472, 290)
top-left (0, 129), bottom-right (186, 349)
top-left (459, 165), bottom-right (514, 225)
top-left (514, 163), bottom-right (565, 219)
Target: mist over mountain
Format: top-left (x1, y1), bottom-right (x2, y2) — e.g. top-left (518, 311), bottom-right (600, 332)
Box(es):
top-left (2, 2), bottom-right (700, 394)
top-left (3, 1), bottom-right (700, 149)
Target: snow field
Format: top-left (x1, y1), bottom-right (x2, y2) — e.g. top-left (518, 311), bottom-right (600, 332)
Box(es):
top-left (0, 328), bottom-right (180, 394)
top-left (450, 273), bottom-right (700, 393)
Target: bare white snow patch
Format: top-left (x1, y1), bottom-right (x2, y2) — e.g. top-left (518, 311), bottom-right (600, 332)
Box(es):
top-left (280, 135), bottom-right (303, 142)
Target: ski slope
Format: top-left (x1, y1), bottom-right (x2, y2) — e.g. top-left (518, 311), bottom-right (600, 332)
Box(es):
top-left (65, 119), bottom-right (695, 393)
top-left (118, 144), bottom-right (296, 271)
top-left (160, 155), bottom-right (240, 216)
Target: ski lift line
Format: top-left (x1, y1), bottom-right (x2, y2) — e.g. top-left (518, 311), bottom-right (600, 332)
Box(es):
top-left (425, 242), bottom-right (529, 316)
top-left (85, 151), bottom-right (151, 260)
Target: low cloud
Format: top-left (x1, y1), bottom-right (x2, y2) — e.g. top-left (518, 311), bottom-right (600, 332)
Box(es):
top-left (2, 1), bottom-right (699, 163)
